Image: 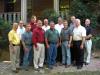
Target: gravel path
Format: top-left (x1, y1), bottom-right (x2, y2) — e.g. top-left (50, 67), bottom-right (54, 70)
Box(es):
top-left (0, 58), bottom-right (100, 75)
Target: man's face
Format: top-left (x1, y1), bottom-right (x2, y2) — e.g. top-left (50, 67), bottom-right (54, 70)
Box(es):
top-left (31, 17), bottom-right (37, 23)
top-left (75, 19), bottom-right (80, 27)
top-left (44, 19), bottom-right (48, 25)
top-left (19, 21), bottom-right (24, 27)
top-left (58, 18), bottom-right (63, 24)
top-left (85, 19), bottom-right (90, 26)
top-left (26, 25), bottom-right (31, 31)
top-left (37, 20), bottom-right (42, 28)
top-left (50, 22), bottom-right (55, 29)
top-left (63, 21), bottom-right (68, 28)
top-left (71, 16), bottom-right (75, 23)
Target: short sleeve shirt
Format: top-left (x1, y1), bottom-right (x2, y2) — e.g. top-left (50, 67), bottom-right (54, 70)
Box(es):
top-left (45, 29), bottom-right (59, 43)
top-left (60, 27), bottom-right (72, 41)
top-left (73, 25), bottom-right (86, 41)
top-left (22, 31), bottom-right (32, 45)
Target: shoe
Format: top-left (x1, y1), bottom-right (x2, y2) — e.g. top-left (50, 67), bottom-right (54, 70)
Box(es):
top-left (39, 67), bottom-right (44, 70)
top-left (16, 68), bottom-right (21, 71)
top-left (65, 65), bottom-right (70, 68)
top-left (34, 68), bottom-right (39, 72)
top-left (12, 70), bottom-right (19, 73)
top-left (84, 62), bottom-right (89, 65)
top-left (54, 64), bottom-right (57, 67)
top-left (77, 66), bottom-right (82, 69)
top-left (48, 66), bottom-right (53, 70)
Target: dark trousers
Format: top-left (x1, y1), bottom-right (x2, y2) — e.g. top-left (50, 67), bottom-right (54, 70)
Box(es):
top-left (20, 41), bottom-right (24, 66)
top-left (44, 44), bottom-right (48, 64)
top-left (56, 46), bottom-right (62, 63)
top-left (70, 45), bottom-right (76, 63)
top-left (73, 41), bottom-right (84, 66)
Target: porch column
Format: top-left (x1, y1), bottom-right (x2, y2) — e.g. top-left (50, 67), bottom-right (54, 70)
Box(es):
top-left (54, 0), bottom-right (59, 14)
top-left (21, 0), bottom-right (27, 23)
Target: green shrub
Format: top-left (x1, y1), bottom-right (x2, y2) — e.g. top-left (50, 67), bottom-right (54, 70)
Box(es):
top-left (69, 0), bottom-right (98, 28)
top-left (41, 9), bottom-right (59, 24)
top-left (0, 18), bottom-right (11, 49)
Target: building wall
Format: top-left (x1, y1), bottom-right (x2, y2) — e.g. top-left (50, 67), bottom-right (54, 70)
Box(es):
top-left (0, 0), bottom-right (4, 12)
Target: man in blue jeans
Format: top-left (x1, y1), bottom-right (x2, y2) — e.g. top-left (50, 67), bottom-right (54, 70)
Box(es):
top-left (45, 21), bottom-right (59, 69)
top-left (60, 20), bottom-right (72, 68)
top-left (21, 24), bottom-right (33, 70)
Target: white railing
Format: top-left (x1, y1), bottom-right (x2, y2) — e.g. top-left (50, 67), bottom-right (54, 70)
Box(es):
top-left (0, 12), bottom-right (21, 23)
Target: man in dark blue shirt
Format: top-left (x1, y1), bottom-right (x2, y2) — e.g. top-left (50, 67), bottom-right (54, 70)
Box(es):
top-left (84, 19), bottom-right (92, 65)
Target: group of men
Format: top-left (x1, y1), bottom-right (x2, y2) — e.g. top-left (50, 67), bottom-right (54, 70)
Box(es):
top-left (8, 16), bottom-right (92, 73)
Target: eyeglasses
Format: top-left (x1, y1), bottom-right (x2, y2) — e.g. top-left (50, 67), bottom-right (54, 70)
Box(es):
top-left (19, 23), bottom-right (24, 24)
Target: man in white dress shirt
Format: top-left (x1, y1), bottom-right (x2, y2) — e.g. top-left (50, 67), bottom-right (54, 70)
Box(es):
top-left (72, 19), bottom-right (86, 69)
top-left (17, 21), bottom-right (25, 66)
top-left (42, 19), bottom-right (50, 64)
top-left (55, 17), bottom-right (64, 63)
top-left (42, 19), bottom-right (50, 31)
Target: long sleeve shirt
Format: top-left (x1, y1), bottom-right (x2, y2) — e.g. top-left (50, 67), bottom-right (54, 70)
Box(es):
top-left (32, 27), bottom-right (45, 47)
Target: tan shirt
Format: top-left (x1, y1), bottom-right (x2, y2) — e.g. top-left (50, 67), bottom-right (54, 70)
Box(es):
top-left (73, 25), bottom-right (86, 41)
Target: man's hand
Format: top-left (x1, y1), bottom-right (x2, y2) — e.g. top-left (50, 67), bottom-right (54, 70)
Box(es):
top-left (80, 44), bottom-right (84, 49)
top-left (24, 47), bottom-right (29, 53)
top-left (34, 45), bottom-right (39, 51)
top-left (46, 44), bottom-right (50, 48)
top-left (9, 45), bottom-right (15, 54)
top-left (68, 44), bottom-right (71, 48)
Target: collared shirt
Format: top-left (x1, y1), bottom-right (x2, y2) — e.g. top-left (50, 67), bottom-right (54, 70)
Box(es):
top-left (8, 29), bottom-right (20, 45)
top-left (32, 27), bottom-right (45, 46)
top-left (45, 28), bottom-right (59, 43)
top-left (69, 23), bottom-right (75, 32)
top-left (73, 25), bottom-right (86, 41)
top-left (42, 25), bottom-right (50, 32)
top-left (85, 25), bottom-right (92, 36)
top-left (55, 24), bottom-right (64, 34)
top-left (30, 22), bottom-right (37, 31)
top-left (17, 26), bottom-right (25, 40)
top-left (60, 27), bottom-right (72, 41)
top-left (22, 31), bottom-right (32, 45)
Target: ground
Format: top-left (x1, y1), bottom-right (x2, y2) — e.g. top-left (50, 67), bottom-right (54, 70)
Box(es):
top-left (0, 57), bottom-right (100, 75)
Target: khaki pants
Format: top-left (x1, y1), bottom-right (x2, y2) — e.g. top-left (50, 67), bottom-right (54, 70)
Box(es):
top-left (33, 43), bottom-right (45, 69)
top-left (9, 45), bottom-right (20, 70)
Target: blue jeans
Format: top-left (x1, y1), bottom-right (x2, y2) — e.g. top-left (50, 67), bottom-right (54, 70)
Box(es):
top-left (47, 43), bottom-right (57, 67)
top-left (62, 41), bottom-right (71, 65)
top-left (23, 45), bottom-right (32, 69)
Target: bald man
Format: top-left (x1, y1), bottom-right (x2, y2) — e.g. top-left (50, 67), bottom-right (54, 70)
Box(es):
top-left (8, 23), bottom-right (20, 73)
top-left (72, 19), bottom-right (86, 69)
top-left (84, 19), bottom-right (92, 65)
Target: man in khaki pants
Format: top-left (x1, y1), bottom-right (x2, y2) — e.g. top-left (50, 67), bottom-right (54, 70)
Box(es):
top-left (32, 20), bottom-right (45, 71)
top-left (8, 23), bottom-right (20, 73)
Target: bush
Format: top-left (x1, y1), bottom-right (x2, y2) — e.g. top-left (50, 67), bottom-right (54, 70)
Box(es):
top-left (69, 0), bottom-right (98, 28)
top-left (41, 9), bottom-right (59, 24)
top-left (0, 18), bottom-right (11, 49)
top-left (92, 35), bottom-right (100, 51)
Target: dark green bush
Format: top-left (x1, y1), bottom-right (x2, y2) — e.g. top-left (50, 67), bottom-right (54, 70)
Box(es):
top-left (69, 0), bottom-right (98, 28)
top-left (0, 18), bottom-right (11, 49)
top-left (41, 9), bottom-right (59, 24)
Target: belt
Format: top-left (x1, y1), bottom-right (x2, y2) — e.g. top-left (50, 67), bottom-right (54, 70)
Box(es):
top-left (12, 44), bottom-right (20, 46)
top-left (62, 40), bottom-right (69, 42)
top-left (25, 44), bottom-right (33, 46)
top-left (48, 41), bottom-right (57, 44)
top-left (38, 42), bottom-right (44, 44)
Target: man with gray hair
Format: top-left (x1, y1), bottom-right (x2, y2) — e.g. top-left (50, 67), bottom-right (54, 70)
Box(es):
top-left (72, 19), bottom-right (86, 69)
top-left (8, 23), bottom-right (20, 73)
